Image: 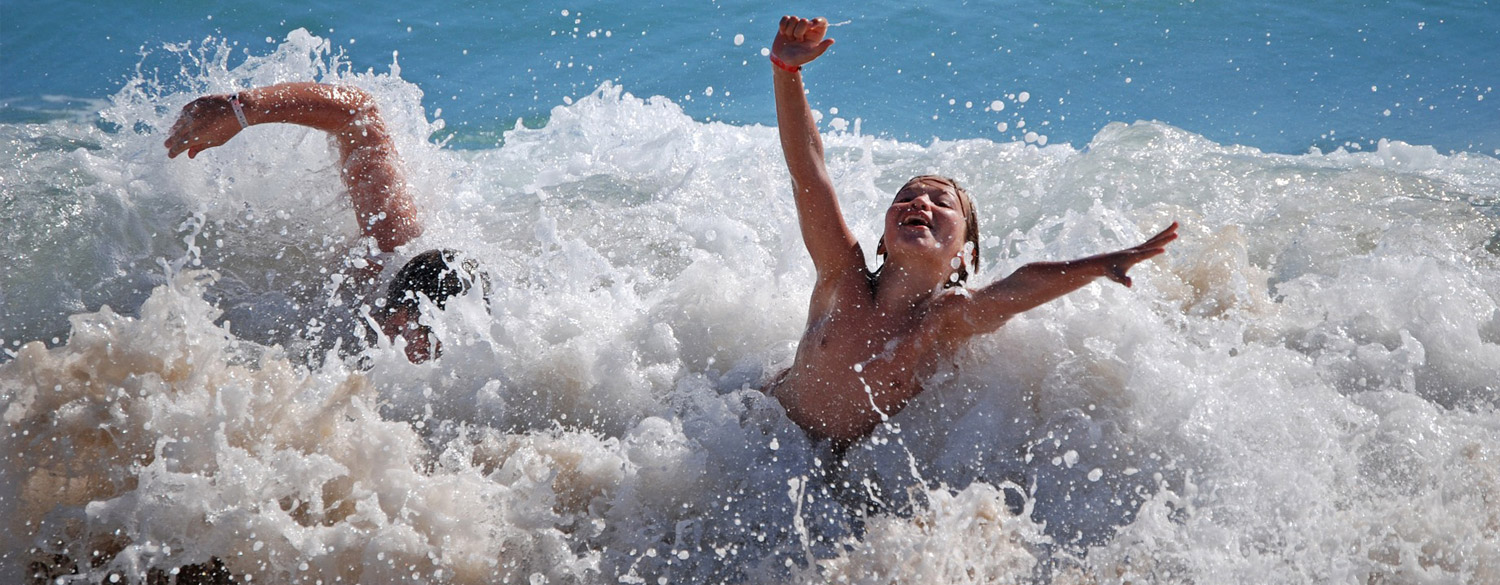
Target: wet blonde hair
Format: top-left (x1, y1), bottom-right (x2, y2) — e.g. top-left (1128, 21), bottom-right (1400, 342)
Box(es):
top-left (878, 175), bottom-right (981, 287)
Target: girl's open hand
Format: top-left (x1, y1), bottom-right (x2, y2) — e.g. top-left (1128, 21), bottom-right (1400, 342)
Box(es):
top-left (772, 16), bottom-right (835, 68)
top-left (1101, 222), bottom-right (1179, 287)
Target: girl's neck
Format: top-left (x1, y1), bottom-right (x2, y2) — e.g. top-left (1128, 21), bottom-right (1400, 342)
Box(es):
top-left (873, 260), bottom-right (948, 311)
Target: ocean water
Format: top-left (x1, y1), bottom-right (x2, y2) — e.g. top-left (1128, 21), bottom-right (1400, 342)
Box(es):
top-left (4, 1), bottom-right (1498, 153)
top-left (3, 2), bottom-right (1500, 584)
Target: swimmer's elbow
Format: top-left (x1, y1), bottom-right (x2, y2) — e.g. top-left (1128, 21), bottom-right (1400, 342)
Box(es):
top-left (326, 84), bottom-right (376, 111)
top-left (316, 85), bottom-right (384, 130)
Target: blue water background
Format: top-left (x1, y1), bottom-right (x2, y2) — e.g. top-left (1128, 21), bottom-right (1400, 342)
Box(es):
top-left (3, 0), bottom-right (1497, 154)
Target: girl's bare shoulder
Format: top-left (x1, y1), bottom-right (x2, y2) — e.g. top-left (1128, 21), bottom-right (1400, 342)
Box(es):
top-left (925, 285), bottom-right (996, 337)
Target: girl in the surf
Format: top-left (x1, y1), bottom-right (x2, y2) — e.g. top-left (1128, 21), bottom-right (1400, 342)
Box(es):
top-left (765, 15), bottom-right (1179, 448)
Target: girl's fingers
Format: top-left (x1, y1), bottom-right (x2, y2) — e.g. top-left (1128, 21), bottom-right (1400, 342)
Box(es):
top-left (1138, 224), bottom-right (1178, 249)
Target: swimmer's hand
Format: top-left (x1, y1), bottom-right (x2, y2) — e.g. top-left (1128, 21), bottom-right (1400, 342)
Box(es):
top-left (1099, 221), bottom-right (1179, 287)
top-left (773, 15), bottom-right (835, 68)
top-left (165, 94), bottom-right (245, 159)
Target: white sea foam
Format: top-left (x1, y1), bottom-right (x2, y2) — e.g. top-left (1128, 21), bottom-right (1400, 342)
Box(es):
top-left (3, 31), bottom-right (1499, 584)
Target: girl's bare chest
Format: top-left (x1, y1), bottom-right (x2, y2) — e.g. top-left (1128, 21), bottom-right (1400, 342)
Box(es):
top-left (802, 305), bottom-right (935, 365)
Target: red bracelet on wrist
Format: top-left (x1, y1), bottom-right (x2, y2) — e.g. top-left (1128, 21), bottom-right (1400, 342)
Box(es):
top-left (769, 54), bottom-right (801, 73)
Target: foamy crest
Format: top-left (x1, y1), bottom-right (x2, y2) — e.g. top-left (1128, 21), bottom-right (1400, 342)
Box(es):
top-left (816, 482), bottom-right (1046, 584)
top-left (2, 273), bottom-right (612, 583)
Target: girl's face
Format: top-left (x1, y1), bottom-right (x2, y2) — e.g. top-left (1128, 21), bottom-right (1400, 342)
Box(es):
top-left (882, 178), bottom-right (969, 267)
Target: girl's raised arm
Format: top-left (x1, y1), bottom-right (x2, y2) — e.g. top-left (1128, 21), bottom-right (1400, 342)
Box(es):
top-left (772, 16), bottom-right (862, 281)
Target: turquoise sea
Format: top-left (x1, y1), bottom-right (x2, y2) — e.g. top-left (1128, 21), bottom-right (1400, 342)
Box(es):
top-left (2, 1), bottom-right (1499, 583)
top-left (5, 1), bottom-right (1497, 153)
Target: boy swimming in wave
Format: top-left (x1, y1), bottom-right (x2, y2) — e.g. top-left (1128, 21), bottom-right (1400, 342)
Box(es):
top-left (767, 16), bottom-right (1179, 448)
top-left (165, 83), bottom-right (483, 363)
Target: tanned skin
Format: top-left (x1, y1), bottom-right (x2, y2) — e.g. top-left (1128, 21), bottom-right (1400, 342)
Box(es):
top-left (165, 82), bottom-right (436, 362)
top-left (767, 16), bottom-right (1179, 448)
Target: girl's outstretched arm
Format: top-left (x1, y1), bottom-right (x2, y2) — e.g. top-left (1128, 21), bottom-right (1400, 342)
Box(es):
top-left (772, 16), bottom-right (862, 281)
top-left (165, 82), bottom-right (422, 254)
top-left (949, 222), bottom-right (1179, 336)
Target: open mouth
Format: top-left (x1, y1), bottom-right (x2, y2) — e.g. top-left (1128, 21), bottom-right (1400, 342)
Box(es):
top-left (901, 215), bottom-right (932, 228)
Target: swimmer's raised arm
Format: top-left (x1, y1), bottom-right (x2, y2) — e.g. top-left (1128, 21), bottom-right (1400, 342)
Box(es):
top-left (947, 222), bottom-right (1179, 336)
top-left (165, 82), bottom-right (421, 253)
top-left (772, 16), bottom-right (861, 283)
